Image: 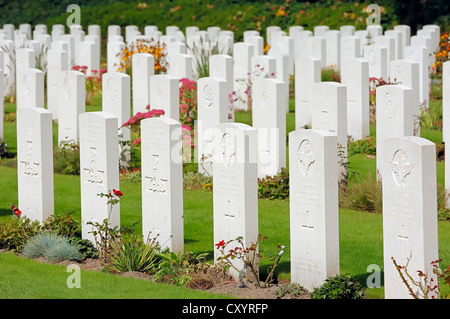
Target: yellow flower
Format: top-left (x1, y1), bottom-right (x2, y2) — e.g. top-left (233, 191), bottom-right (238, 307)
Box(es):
top-left (275, 7), bottom-right (286, 17)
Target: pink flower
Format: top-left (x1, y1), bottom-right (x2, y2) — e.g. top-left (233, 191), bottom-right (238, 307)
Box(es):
top-left (182, 124), bottom-right (192, 131)
top-left (132, 138), bottom-right (141, 145)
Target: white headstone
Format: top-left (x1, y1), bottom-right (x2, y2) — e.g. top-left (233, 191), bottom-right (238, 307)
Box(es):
top-left (209, 54), bottom-right (234, 121)
top-left (394, 25), bottom-right (411, 47)
top-left (47, 48), bottom-right (68, 119)
top-left (232, 42), bottom-right (254, 111)
top-left (444, 62), bottom-right (450, 207)
top-left (289, 128), bottom-right (339, 291)
top-left (251, 55), bottom-right (276, 84)
top-left (213, 122), bottom-right (258, 281)
top-left (325, 30), bottom-right (341, 69)
top-left (107, 36), bottom-right (125, 73)
top-left (19, 68), bottom-right (44, 109)
top-left (79, 112), bottom-right (120, 242)
top-left (295, 56), bottom-right (321, 129)
top-left (58, 70), bottom-right (85, 145)
top-left (340, 35), bottom-right (361, 84)
top-left (17, 107), bottom-right (54, 222)
top-left (149, 74), bottom-right (180, 121)
top-left (385, 30), bottom-right (404, 59)
top-left (197, 77), bottom-right (229, 176)
top-left (306, 36), bottom-right (326, 68)
top-left (404, 45), bottom-right (429, 109)
top-left (168, 53), bottom-right (193, 80)
top-left (381, 136), bottom-right (439, 299)
top-left (346, 58), bottom-right (370, 141)
top-left (375, 84), bottom-right (414, 178)
top-left (311, 82), bottom-right (348, 182)
top-left (389, 59), bottom-right (421, 135)
top-left (364, 45), bottom-right (388, 80)
top-left (102, 72), bottom-right (131, 147)
top-left (141, 117), bottom-right (183, 253)
top-left (15, 48), bottom-right (35, 109)
top-left (252, 77), bottom-right (286, 178)
top-left (132, 53), bottom-right (154, 115)
top-left (291, 30), bottom-right (312, 58)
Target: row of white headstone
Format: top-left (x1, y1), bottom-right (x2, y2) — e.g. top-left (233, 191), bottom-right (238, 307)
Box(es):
top-left (8, 22), bottom-right (447, 299)
top-left (15, 101), bottom-right (441, 299)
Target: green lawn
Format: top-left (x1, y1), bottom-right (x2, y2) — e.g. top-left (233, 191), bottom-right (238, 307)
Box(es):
top-left (0, 251), bottom-right (233, 299)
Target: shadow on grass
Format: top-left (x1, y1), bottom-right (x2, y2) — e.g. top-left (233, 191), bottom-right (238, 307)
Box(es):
top-left (0, 208), bottom-right (13, 217)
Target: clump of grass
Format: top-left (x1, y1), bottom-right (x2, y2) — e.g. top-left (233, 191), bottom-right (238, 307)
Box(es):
top-left (274, 283), bottom-right (307, 298)
top-left (22, 232), bottom-right (81, 262)
top-left (340, 173), bottom-right (382, 214)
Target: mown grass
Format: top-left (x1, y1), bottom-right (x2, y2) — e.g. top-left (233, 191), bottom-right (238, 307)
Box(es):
top-left (0, 251), bottom-right (232, 299)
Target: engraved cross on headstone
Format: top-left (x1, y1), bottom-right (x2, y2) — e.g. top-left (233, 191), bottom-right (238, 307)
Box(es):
top-left (397, 224), bottom-right (409, 263)
top-left (301, 210), bottom-right (314, 257)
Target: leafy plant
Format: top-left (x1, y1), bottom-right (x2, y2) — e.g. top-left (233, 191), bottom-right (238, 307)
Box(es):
top-left (0, 215), bottom-right (41, 252)
top-left (68, 236), bottom-right (98, 261)
top-left (53, 140), bottom-right (80, 175)
top-left (348, 137), bottom-right (377, 156)
top-left (154, 250), bottom-right (209, 287)
top-left (22, 232), bottom-right (81, 263)
top-left (274, 283), bottom-right (307, 299)
top-left (41, 212), bottom-right (80, 238)
top-left (258, 168), bottom-right (289, 200)
top-left (310, 274), bottom-right (365, 299)
top-left (105, 231), bottom-right (160, 273)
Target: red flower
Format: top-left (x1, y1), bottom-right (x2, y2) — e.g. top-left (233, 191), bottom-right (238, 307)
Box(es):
top-left (113, 189), bottom-right (123, 197)
top-left (10, 204), bottom-right (21, 218)
top-left (215, 240), bottom-right (226, 249)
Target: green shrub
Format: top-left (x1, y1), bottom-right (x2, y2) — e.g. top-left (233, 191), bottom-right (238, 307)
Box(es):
top-left (348, 137), bottom-right (377, 156)
top-left (41, 212), bottom-right (80, 238)
top-left (258, 168), bottom-right (289, 200)
top-left (22, 232), bottom-right (82, 262)
top-left (154, 250), bottom-right (209, 287)
top-left (68, 236), bottom-right (99, 260)
top-left (0, 217), bottom-right (41, 252)
top-left (53, 141), bottom-right (80, 175)
top-left (310, 274), bottom-right (365, 299)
